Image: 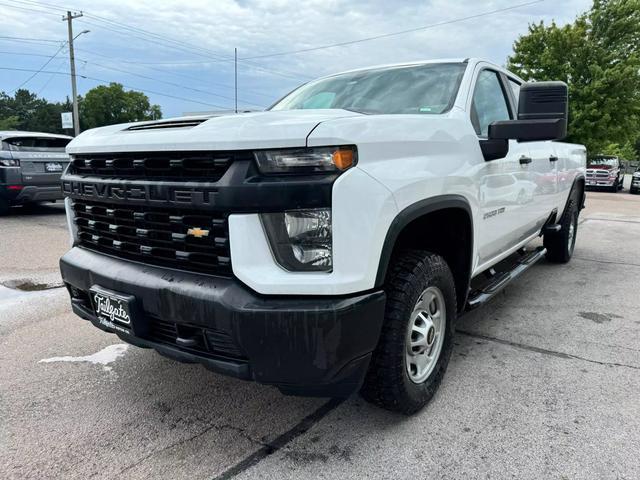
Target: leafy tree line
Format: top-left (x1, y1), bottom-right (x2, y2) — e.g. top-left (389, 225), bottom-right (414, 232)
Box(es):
top-left (508, 0), bottom-right (640, 160)
top-left (0, 83), bottom-right (162, 135)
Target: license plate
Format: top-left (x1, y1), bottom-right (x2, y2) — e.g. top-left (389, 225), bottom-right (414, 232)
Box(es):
top-left (90, 286), bottom-right (134, 328)
top-left (45, 162), bottom-right (63, 172)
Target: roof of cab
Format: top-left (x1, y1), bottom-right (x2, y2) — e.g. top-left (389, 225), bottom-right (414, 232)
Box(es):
top-left (313, 58), bottom-right (513, 82)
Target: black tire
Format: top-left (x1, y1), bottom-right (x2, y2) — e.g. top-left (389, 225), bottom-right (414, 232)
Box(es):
top-left (610, 179), bottom-right (619, 193)
top-left (0, 198), bottom-right (9, 216)
top-left (631, 187), bottom-right (638, 195)
top-left (544, 199), bottom-right (578, 263)
top-left (361, 250), bottom-right (456, 415)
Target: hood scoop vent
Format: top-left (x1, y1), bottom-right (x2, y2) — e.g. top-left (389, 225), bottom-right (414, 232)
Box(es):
top-left (126, 118), bottom-right (208, 131)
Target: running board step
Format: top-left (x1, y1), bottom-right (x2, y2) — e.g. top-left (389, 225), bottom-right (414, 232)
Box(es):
top-left (466, 247), bottom-right (547, 311)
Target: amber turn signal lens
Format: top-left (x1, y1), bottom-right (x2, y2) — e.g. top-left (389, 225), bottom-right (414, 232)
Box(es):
top-left (332, 149), bottom-right (354, 170)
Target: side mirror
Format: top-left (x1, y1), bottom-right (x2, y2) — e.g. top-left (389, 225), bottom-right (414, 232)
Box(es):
top-left (489, 81), bottom-right (568, 143)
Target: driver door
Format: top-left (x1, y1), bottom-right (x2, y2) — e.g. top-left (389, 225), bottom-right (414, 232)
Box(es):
top-left (471, 68), bottom-right (533, 267)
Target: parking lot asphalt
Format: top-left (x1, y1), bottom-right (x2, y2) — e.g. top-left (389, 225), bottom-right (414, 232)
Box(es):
top-left (1, 178), bottom-right (639, 480)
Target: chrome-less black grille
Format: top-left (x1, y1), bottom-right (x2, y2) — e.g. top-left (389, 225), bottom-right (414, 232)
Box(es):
top-left (73, 199), bottom-right (231, 276)
top-left (68, 151), bottom-right (251, 180)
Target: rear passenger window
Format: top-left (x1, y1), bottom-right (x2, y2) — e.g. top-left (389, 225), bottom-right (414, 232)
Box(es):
top-left (471, 70), bottom-right (511, 137)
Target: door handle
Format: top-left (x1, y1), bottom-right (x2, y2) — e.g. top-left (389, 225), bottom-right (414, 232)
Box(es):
top-left (549, 155), bottom-right (559, 162)
top-left (519, 156), bottom-right (532, 165)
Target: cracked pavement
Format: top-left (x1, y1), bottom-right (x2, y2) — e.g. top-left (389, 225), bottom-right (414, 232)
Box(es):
top-left (1, 180), bottom-right (639, 479)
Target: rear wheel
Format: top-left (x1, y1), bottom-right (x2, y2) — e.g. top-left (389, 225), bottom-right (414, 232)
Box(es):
top-left (544, 199), bottom-right (578, 263)
top-left (361, 250), bottom-right (456, 415)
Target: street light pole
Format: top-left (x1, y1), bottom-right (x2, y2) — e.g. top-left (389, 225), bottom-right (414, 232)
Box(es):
top-left (63, 10), bottom-right (84, 136)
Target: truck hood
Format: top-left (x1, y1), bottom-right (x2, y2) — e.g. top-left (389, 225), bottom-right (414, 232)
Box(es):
top-left (66, 109), bottom-right (363, 154)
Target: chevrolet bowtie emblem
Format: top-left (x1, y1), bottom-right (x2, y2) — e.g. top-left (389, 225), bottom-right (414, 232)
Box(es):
top-left (187, 227), bottom-right (210, 238)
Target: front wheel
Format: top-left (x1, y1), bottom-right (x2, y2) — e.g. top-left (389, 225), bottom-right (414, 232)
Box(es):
top-left (610, 180), bottom-right (619, 193)
top-left (544, 199), bottom-right (578, 263)
top-left (361, 250), bottom-right (456, 415)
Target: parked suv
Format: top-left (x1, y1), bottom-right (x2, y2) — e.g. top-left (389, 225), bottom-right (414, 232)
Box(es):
top-left (59, 59), bottom-right (586, 414)
top-left (630, 165), bottom-right (640, 194)
top-left (0, 131), bottom-right (72, 215)
top-left (586, 155), bottom-right (625, 192)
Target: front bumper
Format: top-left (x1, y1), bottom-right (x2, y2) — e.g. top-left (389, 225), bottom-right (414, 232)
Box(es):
top-left (0, 184), bottom-right (63, 204)
top-left (60, 247), bottom-right (385, 397)
top-left (585, 178), bottom-right (616, 187)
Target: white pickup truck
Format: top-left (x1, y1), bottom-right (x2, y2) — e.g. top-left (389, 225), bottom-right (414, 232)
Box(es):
top-left (60, 58), bottom-right (586, 414)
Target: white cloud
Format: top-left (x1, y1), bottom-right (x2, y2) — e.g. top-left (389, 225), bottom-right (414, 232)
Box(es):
top-left (1, 0), bottom-right (592, 116)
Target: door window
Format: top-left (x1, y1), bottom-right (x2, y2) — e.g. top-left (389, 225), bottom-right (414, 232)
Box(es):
top-left (471, 70), bottom-right (511, 136)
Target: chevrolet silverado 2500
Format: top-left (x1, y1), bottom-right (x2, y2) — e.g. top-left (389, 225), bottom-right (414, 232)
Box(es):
top-left (59, 59), bottom-right (586, 414)
top-left (0, 131), bottom-right (72, 215)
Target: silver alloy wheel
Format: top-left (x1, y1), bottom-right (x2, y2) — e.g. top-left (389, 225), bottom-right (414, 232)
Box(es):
top-left (568, 215), bottom-right (576, 255)
top-left (406, 286), bottom-right (446, 384)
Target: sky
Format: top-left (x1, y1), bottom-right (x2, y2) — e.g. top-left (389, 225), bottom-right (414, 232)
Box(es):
top-left (1, 0), bottom-right (592, 118)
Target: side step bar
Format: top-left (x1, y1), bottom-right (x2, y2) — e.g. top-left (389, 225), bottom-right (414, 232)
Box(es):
top-left (465, 247), bottom-right (547, 311)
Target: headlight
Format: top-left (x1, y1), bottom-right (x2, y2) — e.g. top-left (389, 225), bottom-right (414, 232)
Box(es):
top-left (0, 158), bottom-right (19, 167)
top-left (261, 208), bottom-right (332, 272)
top-left (254, 146), bottom-right (356, 174)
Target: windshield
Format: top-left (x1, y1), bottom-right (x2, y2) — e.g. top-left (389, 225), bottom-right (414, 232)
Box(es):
top-left (588, 157), bottom-right (618, 167)
top-left (271, 62), bottom-right (467, 115)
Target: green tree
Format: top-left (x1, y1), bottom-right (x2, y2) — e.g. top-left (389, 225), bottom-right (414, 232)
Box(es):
top-left (601, 141), bottom-right (638, 160)
top-left (80, 83), bottom-right (162, 130)
top-left (507, 0), bottom-right (640, 154)
top-left (0, 89), bottom-right (72, 134)
top-left (0, 116), bottom-right (19, 130)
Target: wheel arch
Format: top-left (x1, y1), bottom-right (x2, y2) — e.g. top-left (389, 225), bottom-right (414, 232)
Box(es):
top-left (566, 174), bottom-right (585, 216)
top-left (375, 195), bottom-right (474, 312)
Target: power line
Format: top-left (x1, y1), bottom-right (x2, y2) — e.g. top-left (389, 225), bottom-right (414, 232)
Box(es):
top-left (0, 66), bottom-right (236, 109)
top-left (73, 17), bottom-right (309, 81)
top-left (77, 58), bottom-right (266, 108)
top-left (74, 48), bottom-right (278, 99)
top-left (0, 50), bottom-right (56, 57)
top-left (12, 42), bottom-right (67, 92)
top-left (0, 1), bottom-right (59, 16)
top-left (6, 0), bottom-right (312, 81)
top-left (0, 35), bottom-right (60, 43)
top-left (37, 58), bottom-right (67, 95)
top-left (241, 0), bottom-right (545, 60)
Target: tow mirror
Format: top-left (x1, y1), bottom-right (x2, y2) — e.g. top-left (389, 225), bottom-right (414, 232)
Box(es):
top-left (489, 81), bottom-right (568, 143)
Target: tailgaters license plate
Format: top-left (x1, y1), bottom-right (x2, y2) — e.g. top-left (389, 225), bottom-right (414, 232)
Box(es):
top-left (90, 286), bottom-right (136, 334)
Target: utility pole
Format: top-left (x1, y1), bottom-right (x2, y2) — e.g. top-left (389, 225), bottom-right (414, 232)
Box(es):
top-left (234, 47), bottom-right (238, 114)
top-left (63, 10), bottom-right (83, 136)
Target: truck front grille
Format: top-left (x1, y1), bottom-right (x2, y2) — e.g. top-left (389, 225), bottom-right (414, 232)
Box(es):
top-left (68, 151), bottom-right (250, 181)
top-left (586, 170), bottom-right (611, 179)
top-left (73, 199), bottom-right (231, 276)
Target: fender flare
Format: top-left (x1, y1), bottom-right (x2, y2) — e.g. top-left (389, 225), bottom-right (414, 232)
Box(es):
top-left (374, 194), bottom-right (474, 291)
top-left (565, 174), bottom-right (586, 216)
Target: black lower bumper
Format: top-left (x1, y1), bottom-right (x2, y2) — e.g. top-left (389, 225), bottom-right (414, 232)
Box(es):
top-left (60, 247), bottom-right (385, 397)
top-left (0, 184), bottom-right (63, 204)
